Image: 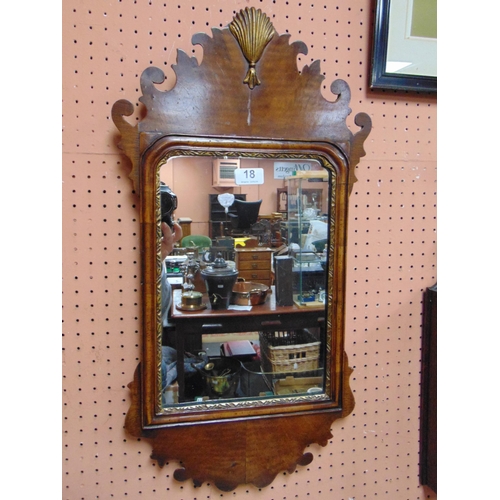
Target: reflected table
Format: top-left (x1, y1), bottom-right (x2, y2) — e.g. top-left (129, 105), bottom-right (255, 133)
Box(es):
top-left (170, 287), bottom-right (325, 401)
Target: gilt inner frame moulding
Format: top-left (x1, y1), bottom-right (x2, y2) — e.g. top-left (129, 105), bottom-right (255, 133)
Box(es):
top-left (112, 7), bottom-right (372, 492)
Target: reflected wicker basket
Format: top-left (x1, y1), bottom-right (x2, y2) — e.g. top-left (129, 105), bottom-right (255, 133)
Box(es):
top-left (259, 329), bottom-right (320, 375)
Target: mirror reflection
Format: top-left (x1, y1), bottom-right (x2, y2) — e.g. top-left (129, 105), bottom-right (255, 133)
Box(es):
top-left (159, 155), bottom-right (334, 409)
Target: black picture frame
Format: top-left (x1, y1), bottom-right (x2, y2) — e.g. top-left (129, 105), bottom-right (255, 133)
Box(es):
top-left (370, 0), bottom-right (437, 93)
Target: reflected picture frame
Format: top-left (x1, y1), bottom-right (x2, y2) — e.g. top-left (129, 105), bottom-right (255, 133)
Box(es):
top-left (277, 187), bottom-right (288, 213)
top-left (370, 0), bottom-right (437, 92)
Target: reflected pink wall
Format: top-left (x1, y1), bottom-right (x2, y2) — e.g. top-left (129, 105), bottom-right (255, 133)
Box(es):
top-left (161, 158), bottom-right (295, 235)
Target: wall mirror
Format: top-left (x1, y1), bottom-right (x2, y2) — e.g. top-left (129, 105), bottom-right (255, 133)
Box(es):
top-left (112, 7), bottom-right (371, 491)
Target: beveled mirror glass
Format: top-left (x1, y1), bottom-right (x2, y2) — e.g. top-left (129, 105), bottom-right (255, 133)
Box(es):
top-left (112, 7), bottom-right (371, 490)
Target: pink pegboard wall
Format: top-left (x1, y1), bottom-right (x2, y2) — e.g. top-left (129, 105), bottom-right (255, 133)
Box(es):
top-left (62, 1), bottom-right (437, 499)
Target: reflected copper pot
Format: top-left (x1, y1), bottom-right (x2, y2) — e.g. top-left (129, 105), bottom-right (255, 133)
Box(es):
top-left (196, 357), bottom-right (242, 398)
top-left (231, 279), bottom-right (271, 306)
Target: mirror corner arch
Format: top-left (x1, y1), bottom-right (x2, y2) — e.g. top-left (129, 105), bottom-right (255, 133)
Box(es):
top-left (113, 7), bottom-right (371, 492)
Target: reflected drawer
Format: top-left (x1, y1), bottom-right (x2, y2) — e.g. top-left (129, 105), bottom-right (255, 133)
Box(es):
top-left (238, 260), bottom-right (271, 271)
top-left (239, 270), bottom-right (271, 282)
top-left (237, 251), bottom-right (272, 262)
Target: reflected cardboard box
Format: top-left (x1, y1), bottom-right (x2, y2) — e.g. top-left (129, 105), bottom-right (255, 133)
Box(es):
top-left (273, 376), bottom-right (323, 396)
top-left (162, 381), bottom-right (179, 406)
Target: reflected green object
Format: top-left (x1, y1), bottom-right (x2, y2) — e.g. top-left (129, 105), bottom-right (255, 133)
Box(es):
top-left (180, 234), bottom-right (212, 248)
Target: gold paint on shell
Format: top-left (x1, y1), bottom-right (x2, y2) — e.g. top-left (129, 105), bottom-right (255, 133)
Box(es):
top-left (229, 7), bottom-right (275, 89)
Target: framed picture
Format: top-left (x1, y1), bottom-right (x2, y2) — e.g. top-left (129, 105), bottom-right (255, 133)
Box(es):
top-left (301, 189), bottom-right (323, 214)
top-left (370, 0), bottom-right (437, 92)
top-left (277, 188), bottom-right (288, 213)
top-left (278, 187), bottom-right (324, 215)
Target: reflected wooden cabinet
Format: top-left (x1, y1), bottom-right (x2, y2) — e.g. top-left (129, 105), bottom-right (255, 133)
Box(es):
top-left (235, 247), bottom-right (273, 286)
top-left (177, 217), bottom-right (192, 238)
top-left (209, 193), bottom-right (246, 239)
top-left (112, 6), bottom-right (371, 491)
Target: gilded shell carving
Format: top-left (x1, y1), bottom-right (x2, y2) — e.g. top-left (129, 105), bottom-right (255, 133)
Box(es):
top-left (229, 7), bottom-right (275, 89)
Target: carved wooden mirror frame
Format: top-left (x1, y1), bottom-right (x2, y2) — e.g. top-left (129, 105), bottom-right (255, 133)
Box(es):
top-left (112, 8), bottom-right (371, 492)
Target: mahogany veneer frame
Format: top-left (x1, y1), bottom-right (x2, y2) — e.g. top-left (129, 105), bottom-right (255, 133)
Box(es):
top-left (112, 8), bottom-right (371, 491)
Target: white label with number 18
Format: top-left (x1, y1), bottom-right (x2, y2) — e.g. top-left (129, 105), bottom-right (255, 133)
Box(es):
top-left (234, 168), bottom-right (264, 185)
